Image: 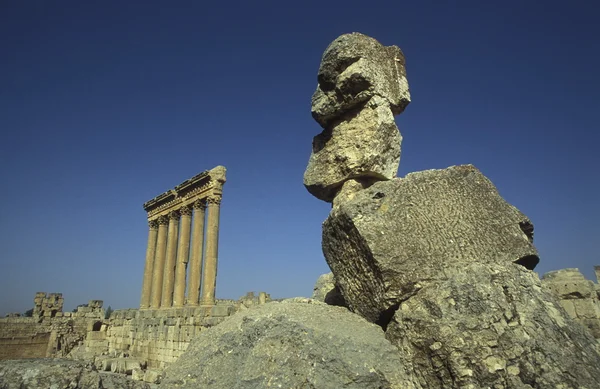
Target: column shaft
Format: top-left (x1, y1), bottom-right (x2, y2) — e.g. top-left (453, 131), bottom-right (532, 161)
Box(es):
top-left (140, 220), bottom-right (159, 308)
top-left (200, 196), bottom-right (221, 306)
top-left (173, 207), bottom-right (192, 307)
top-left (150, 216), bottom-right (169, 308)
top-left (161, 211), bottom-right (180, 308)
top-left (187, 200), bottom-right (206, 306)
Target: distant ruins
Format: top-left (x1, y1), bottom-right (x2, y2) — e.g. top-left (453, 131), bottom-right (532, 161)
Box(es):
top-left (140, 165), bottom-right (226, 309)
top-left (0, 293), bottom-right (105, 361)
top-left (0, 165), bottom-right (273, 382)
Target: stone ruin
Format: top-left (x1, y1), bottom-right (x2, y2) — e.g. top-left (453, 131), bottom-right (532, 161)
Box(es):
top-left (32, 292), bottom-right (64, 318)
top-left (2, 32), bottom-right (600, 389)
top-left (300, 33), bottom-right (600, 388)
top-left (0, 293), bottom-right (105, 362)
top-left (140, 165), bottom-right (227, 309)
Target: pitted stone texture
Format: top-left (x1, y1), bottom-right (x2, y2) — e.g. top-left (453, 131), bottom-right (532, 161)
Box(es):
top-left (162, 302), bottom-right (417, 389)
top-left (387, 262), bottom-right (600, 389)
top-left (542, 268), bottom-right (596, 299)
top-left (0, 359), bottom-right (151, 389)
top-left (304, 96), bottom-right (401, 202)
top-left (322, 165), bottom-right (538, 323)
top-left (542, 268), bottom-right (600, 338)
top-left (312, 32), bottom-right (410, 128)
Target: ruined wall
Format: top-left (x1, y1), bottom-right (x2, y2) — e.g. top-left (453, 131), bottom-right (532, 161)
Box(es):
top-left (0, 333), bottom-right (50, 360)
top-left (101, 303), bottom-right (236, 369)
top-left (0, 295), bottom-right (105, 361)
top-left (77, 293), bottom-right (271, 371)
top-left (542, 268), bottom-right (600, 339)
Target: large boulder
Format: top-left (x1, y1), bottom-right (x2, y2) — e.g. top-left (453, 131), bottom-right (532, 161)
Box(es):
top-left (161, 302), bottom-right (417, 389)
top-left (304, 96), bottom-right (402, 202)
top-left (311, 32), bottom-right (410, 128)
top-left (322, 164), bottom-right (538, 323)
top-left (0, 359), bottom-right (151, 389)
top-left (387, 262), bottom-right (600, 388)
top-left (304, 33), bottom-right (411, 203)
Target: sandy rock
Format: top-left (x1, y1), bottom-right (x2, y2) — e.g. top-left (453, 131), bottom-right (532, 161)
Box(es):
top-left (311, 32), bottom-right (410, 128)
top-left (322, 165), bottom-right (539, 323)
top-left (0, 359), bottom-right (151, 389)
top-left (162, 302), bottom-right (417, 389)
top-left (387, 262), bottom-right (600, 388)
top-left (304, 96), bottom-right (402, 202)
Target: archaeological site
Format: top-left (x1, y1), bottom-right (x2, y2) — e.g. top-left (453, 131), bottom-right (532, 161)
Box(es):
top-left (1, 33), bottom-right (599, 389)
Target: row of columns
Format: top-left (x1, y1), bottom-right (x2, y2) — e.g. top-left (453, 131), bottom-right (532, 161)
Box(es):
top-left (140, 195), bottom-right (221, 309)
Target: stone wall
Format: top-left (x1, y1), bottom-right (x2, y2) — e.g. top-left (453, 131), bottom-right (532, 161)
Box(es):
top-left (0, 332), bottom-right (50, 360)
top-left (0, 295), bottom-right (105, 361)
top-left (100, 303), bottom-right (237, 369)
top-left (542, 267), bottom-right (600, 338)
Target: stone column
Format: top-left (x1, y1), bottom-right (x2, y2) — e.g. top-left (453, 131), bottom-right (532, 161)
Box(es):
top-left (173, 206), bottom-right (192, 307)
top-left (200, 195), bottom-right (222, 306)
top-left (161, 211), bottom-right (180, 308)
top-left (187, 199), bottom-right (206, 306)
top-left (140, 219), bottom-right (159, 309)
top-left (150, 215), bottom-right (169, 308)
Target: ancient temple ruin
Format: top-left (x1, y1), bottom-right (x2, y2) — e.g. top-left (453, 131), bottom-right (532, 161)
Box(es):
top-left (140, 165), bottom-right (226, 309)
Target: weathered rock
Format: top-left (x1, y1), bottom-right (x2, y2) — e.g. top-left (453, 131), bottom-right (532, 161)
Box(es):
top-left (542, 268), bottom-right (600, 338)
top-left (542, 268), bottom-right (596, 299)
top-left (311, 32), bottom-right (410, 128)
top-left (387, 262), bottom-right (600, 388)
top-left (322, 165), bottom-right (539, 323)
top-left (162, 302), bottom-right (417, 389)
top-left (304, 96), bottom-right (402, 202)
top-left (0, 358), bottom-right (152, 389)
top-left (312, 272), bottom-right (347, 307)
top-left (143, 369), bottom-right (162, 384)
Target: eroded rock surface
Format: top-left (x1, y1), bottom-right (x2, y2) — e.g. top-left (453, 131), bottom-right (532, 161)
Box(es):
top-left (304, 33), bottom-right (410, 203)
top-left (311, 33), bottom-right (410, 127)
top-left (322, 164), bottom-right (538, 323)
top-left (162, 302), bottom-right (417, 389)
top-left (387, 262), bottom-right (600, 389)
top-left (0, 359), bottom-right (152, 389)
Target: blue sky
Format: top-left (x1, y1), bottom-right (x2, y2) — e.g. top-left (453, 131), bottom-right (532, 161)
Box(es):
top-left (1, 0), bottom-right (598, 315)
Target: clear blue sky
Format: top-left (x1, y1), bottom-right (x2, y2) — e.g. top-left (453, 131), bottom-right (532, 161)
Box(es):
top-left (1, 1), bottom-right (598, 315)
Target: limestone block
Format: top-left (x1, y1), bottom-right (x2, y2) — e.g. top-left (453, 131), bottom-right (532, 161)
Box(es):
top-left (132, 367), bottom-right (144, 381)
top-left (387, 262), bottom-right (600, 388)
top-left (322, 165), bottom-right (538, 322)
top-left (144, 369), bottom-right (162, 383)
top-left (572, 299), bottom-right (600, 319)
top-left (311, 32), bottom-right (410, 128)
top-left (210, 305), bottom-right (230, 317)
top-left (304, 96), bottom-right (401, 203)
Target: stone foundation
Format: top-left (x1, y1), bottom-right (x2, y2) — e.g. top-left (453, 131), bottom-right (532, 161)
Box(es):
top-left (102, 303), bottom-right (236, 369)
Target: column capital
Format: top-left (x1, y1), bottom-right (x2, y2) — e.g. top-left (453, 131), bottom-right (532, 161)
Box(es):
top-left (158, 215), bottom-right (169, 225)
top-left (193, 199), bottom-right (207, 210)
top-left (206, 195), bottom-right (222, 206)
top-left (148, 219), bottom-right (159, 229)
top-left (179, 205), bottom-right (192, 216)
top-left (169, 210), bottom-right (180, 221)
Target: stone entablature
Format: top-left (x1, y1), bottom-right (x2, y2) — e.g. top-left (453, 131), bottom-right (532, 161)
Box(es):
top-left (140, 166), bottom-right (226, 310)
top-left (143, 166), bottom-right (225, 219)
